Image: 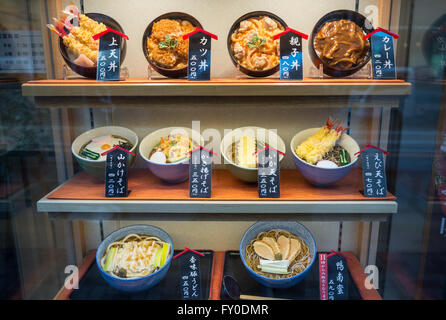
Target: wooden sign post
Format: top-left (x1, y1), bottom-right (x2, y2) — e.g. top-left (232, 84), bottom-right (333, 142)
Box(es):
top-left (256, 145), bottom-right (284, 198)
top-left (174, 248), bottom-right (205, 300)
top-left (364, 27), bottom-right (399, 80)
top-left (273, 27), bottom-right (308, 80)
top-left (183, 28), bottom-right (218, 81)
top-left (355, 144), bottom-right (389, 198)
top-left (189, 146), bottom-right (214, 198)
top-left (319, 251), bottom-right (350, 300)
top-left (102, 145), bottom-right (134, 198)
top-left (93, 27), bottom-right (129, 81)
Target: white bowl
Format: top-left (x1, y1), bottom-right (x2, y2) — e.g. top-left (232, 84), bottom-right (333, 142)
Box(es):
top-left (71, 126), bottom-right (138, 180)
top-left (220, 126), bottom-right (286, 182)
top-left (139, 127), bottom-right (204, 183)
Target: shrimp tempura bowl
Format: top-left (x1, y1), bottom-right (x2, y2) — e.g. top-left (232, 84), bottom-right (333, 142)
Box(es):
top-left (290, 123), bottom-right (360, 186)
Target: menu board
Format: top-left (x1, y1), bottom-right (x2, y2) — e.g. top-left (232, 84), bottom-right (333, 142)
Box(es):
top-left (371, 31), bottom-right (396, 79)
top-left (179, 251), bottom-right (202, 300)
top-left (187, 32), bottom-right (211, 81)
top-left (0, 30), bottom-right (46, 74)
top-left (257, 147), bottom-right (280, 198)
top-left (105, 147), bottom-right (129, 197)
top-left (361, 148), bottom-right (387, 197)
top-left (97, 32), bottom-right (121, 81)
top-left (279, 32), bottom-right (303, 80)
top-left (189, 148), bottom-right (212, 198)
top-left (319, 253), bottom-right (349, 300)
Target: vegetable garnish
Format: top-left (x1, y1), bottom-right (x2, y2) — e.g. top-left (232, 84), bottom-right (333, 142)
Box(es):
top-left (247, 33), bottom-right (267, 49)
top-left (158, 34), bottom-right (178, 49)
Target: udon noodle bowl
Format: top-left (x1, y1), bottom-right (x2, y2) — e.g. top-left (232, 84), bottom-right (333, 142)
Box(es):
top-left (100, 234), bottom-right (171, 279)
top-left (245, 229), bottom-right (311, 279)
top-left (230, 16), bottom-right (284, 71)
top-left (314, 19), bottom-right (370, 70)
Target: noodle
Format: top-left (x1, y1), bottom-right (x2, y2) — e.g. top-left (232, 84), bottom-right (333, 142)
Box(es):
top-left (100, 234), bottom-right (170, 278)
top-left (245, 229), bottom-right (311, 279)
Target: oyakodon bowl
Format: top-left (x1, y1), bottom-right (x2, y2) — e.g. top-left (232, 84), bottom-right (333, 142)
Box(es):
top-left (71, 126), bottom-right (138, 181)
top-left (220, 126), bottom-right (286, 182)
top-left (309, 10), bottom-right (374, 77)
top-left (290, 128), bottom-right (360, 186)
top-left (142, 12), bottom-right (203, 78)
top-left (96, 224), bottom-right (174, 292)
top-left (139, 127), bottom-right (204, 184)
top-left (240, 221), bottom-right (317, 289)
top-left (59, 13), bottom-right (127, 79)
top-left (227, 11), bottom-right (288, 77)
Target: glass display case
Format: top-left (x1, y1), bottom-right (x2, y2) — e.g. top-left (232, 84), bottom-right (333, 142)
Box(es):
top-left (1, 0), bottom-right (445, 303)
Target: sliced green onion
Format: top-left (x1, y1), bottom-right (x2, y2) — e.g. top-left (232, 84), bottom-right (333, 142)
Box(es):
top-left (104, 247), bottom-right (116, 272)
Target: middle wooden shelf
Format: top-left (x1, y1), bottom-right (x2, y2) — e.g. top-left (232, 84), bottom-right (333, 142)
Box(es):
top-left (37, 168), bottom-right (397, 219)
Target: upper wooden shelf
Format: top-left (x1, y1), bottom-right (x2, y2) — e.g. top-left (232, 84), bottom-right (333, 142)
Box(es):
top-left (22, 78), bottom-right (412, 97)
top-left (37, 168), bottom-right (397, 221)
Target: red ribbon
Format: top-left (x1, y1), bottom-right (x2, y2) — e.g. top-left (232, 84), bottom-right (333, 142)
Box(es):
top-left (92, 26), bottom-right (129, 41)
top-left (182, 27), bottom-right (218, 40)
top-left (327, 250), bottom-right (352, 261)
top-left (363, 27), bottom-right (399, 40)
top-left (272, 27), bottom-right (309, 40)
top-left (354, 144), bottom-right (389, 156)
top-left (100, 144), bottom-right (135, 156)
top-left (253, 144), bottom-right (286, 156)
top-left (173, 247), bottom-right (205, 259)
top-left (188, 145), bottom-right (217, 156)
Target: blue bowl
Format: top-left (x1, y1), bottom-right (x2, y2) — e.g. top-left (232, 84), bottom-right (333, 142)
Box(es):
top-left (96, 224), bottom-right (174, 292)
top-left (240, 221), bottom-right (317, 289)
top-left (290, 128), bottom-right (360, 186)
top-left (139, 127), bottom-right (203, 184)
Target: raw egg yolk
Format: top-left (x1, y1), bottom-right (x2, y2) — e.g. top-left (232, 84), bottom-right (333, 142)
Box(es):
top-left (101, 144), bottom-right (111, 150)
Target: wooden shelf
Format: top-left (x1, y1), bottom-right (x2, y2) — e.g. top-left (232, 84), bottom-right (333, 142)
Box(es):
top-left (37, 169), bottom-right (397, 220)
top-left (54, 250), bottom-right (381, 300)
top-left (22, 78), bottom-right (411, 97)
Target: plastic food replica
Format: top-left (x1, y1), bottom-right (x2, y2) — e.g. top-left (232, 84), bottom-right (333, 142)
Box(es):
top-left (228, 136), bottom-right (266, 168)
top-left (47, 4), bottom-right (107, 67)
top-left (100, 234), bottom-right (171, 279)
top-left (230, 16), bottom-right (285, 71)
top-left (296, 118), bottom-right (351, 167)
top-left (314, 19), bottom-right (370, 70)
top-left (146, 19), bottom-right (196, 70)
top-left (148, 133), bottom-right (195, 164)
top-left (79, 135), bottom-right (133, 161)
top-left (245, 229), bottom-right (311, 278)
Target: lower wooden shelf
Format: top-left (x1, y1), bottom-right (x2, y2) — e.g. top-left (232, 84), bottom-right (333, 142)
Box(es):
top-left (37, 168), bottom-right (397, 221)
top-left (54, 249), bottom-right (381, 300)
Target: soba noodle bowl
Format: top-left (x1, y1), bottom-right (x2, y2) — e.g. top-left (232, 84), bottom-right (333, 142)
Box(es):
top-left (245, 229), bottom-right (311, 279)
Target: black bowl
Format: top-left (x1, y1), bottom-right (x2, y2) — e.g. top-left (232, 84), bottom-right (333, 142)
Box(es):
top-left (59, 13), bottom-right (127, 79)
top-left (227, 11), bottom-right (287, 78)
top-left (309, 10), bottom-right (374, 78)
top-left (142, 12), bottom-right (203, 79)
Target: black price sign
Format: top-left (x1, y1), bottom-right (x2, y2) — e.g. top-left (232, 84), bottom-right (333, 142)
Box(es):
top-left (319, 253), bottom-right (349, 300)
top-left (189, 148), bottom-right (212, 198)
top-left (369, 29), bottom-right (397, 79)
top-left (96, 30), bottom-right (122, 81)
top-left (187, 29), bottom-right (214, 81)
top-left (276, 28), bottom-right (307, 80)
top-left (179, 251), bottom-right (202, 300)
top-left (257, 147), bottom-right (280, 198)
top-left (361, 147), bottom-right (387, 197)
top-left (105, 147), bottom-right (129, 197)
